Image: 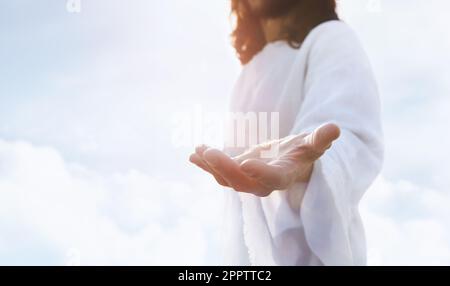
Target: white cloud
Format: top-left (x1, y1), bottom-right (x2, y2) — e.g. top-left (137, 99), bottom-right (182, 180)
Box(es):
top-left (0, 0), bottom-right (237, 175)
top-left (362, 176), bottom-right (450, 265)
top-left (337, 1), bottom-right (450, 265)
top-left (0, 139), bottom-right (223, 265)
top-left (1, 0), bottom-right (450, 265)
top-left (3, 138), bottom-right (450, 266)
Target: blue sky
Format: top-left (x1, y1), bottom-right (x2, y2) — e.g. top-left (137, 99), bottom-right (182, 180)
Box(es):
top-left (1, 0), bottom-right (450, 265)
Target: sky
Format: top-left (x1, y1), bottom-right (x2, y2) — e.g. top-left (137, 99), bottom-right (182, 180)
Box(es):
top-left (0, 0), bottom-right (450, 265)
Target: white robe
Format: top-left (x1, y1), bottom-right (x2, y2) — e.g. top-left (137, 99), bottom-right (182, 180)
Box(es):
top-left (221, 20), bottom-right (383, 266)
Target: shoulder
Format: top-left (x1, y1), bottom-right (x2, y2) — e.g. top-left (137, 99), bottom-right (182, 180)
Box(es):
top-left (306, 20), bottom-right (361, 49)
top-left (302, 20), bottom-right (371, 70)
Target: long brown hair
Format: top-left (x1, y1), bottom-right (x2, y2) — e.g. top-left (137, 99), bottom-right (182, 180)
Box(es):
top-left (231, 0), bottom-right (338, 65)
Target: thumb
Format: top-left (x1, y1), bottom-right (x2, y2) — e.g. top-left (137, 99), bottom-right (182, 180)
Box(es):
top-left (306, 123), bottom-right (341, 153)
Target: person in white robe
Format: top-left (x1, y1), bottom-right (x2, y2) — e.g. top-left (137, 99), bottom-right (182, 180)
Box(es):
top-left (189, 0), bottom-right (383, 266)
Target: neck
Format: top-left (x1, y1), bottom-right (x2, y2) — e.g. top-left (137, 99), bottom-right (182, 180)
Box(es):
top-left (260, 3), bottom-right (306, 43)
top-left (260, 18), bottom-right (284, 43)
top-left (259, 9), bottom-right (297, 43)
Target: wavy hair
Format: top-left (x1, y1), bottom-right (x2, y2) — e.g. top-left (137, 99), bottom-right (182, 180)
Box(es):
top-left (231, 0), bottom-right (338, 64)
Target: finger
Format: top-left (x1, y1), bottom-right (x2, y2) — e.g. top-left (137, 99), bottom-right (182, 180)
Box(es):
top-left (189, 153), bottom-right (207, 170)
top-left (194, 145), bottom-right (230, 186)
top-left (189, 153), bottom-right (230, 187)
top-left (240, 159), bottom-right (291, 190)
top-left (232, 146), bottom-right (264, 164)
top-left (285, 123), bottom-right (340, 163)
top-left (232, 137), bottom-right (289, 164)
top-left (203, 148), bottom-right (263, 193)
top-left (195, 144), bottom-right (209, 156)
top-left (305, 123), bottom-right (340, 153)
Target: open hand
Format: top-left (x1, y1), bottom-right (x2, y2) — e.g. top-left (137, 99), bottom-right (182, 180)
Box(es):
top-left (189, 123), bottom-right (340, 197)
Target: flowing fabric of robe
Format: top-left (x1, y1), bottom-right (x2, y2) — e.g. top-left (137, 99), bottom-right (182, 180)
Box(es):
top-left (220, 20), bottom-right (384, 266)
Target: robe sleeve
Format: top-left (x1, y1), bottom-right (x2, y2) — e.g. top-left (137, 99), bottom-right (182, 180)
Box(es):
top-left (290, 22), bottom-right (384, 265)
